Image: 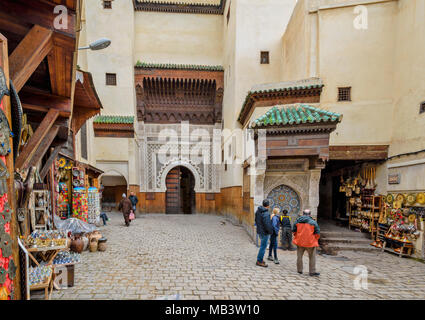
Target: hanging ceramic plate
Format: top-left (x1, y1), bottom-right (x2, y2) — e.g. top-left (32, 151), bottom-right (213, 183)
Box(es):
top-left (393, 200), bottom-right (402, 209)
top-left (416, 193), bottom-right (425, 205)
top-left (58, 158), bottom-right (66, 168)
top-left (386, 194), bottom-right (394, 204)
top-left (408, 214), bottom-right (416, 223)
top-left (406, 193), bottom-right (416, 206)
top-left (395, 194), bottom-right (404, 204)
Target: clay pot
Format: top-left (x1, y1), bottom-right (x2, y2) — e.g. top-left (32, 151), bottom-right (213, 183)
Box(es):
top-left (98, 237), bottom-right (107, 252)
top-left (89, 238), bottom-right (98, 252)
top-left (70, 234), bottom-right (84, 253)
top-left (82, 236), bottom-right (89, 251)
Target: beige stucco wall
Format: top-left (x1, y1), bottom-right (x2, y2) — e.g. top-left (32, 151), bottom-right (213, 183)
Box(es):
top-left (134, 12), bottom-right (223, 65)
top-left (390, 0), bottom-right (425, 157)
top-left (78, 0), bottom-right (139, 186)
top-left (221, 0), bottom-right (297, 188)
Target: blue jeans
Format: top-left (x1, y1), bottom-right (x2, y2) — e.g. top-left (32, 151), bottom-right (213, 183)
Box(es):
top-left (257, 234), bottom-right (270, 262)
top-left (100, 213), bottom-right (108, 225)
top-left (268, 234), bottom-right (278, 258)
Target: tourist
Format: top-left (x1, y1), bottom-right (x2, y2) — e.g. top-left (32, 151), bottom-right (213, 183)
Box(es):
top-left (100, 212), bottom-right (109, 226)
top-left (129, 191), bottom-right (139, 218)
top-left (292, 209), bottom-right (320, 276)
top-left (267, 207), bottom-right (281, 264)
top-left (280, 209), bottom-right (296, 251)
top-left (118, 193), bottom-right (133, 227)
top-left (255, 199), bottom-right (273, 267)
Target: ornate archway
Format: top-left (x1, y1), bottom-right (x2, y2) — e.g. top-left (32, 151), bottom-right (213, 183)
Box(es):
top-left (159, 160), bottom-right (201, 192)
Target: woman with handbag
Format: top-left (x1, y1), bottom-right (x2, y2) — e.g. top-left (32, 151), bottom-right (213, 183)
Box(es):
top-left (118, 193), bottom-right (133, 227)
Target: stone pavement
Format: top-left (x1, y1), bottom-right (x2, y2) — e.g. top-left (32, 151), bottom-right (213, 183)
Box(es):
top-left (50, 212), bottom-right (425, 300)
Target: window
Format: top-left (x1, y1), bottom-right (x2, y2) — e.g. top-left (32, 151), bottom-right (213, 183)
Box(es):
top-left (260, 51), bottom-right (269, 64)
top-left (338, 87), bottom-right (351, 101)
top-left (106, 73), bottom-right (116, 86)
top-left (80, 123), bottom-right (88, 160)
top-left (420, 102), bottom-right (425, 114)
top-left (103, 0), bottom-right (112, 9)
top-left (243, 166), bottom-right (251, 212)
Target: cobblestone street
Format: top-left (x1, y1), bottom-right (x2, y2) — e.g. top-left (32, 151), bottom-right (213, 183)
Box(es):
top-left (51, 212), bottom-right (425, 300)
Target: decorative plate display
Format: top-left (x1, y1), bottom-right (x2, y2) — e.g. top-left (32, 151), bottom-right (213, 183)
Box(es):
top-left (393, 200), bottom-right (402, 209)
top-left (58, 157), bottom-right (66, 168)
top-left (267, 184), bottom-right (301, 221)
top-left (408, 214), bottom-right (416, 223)
top-left (395, 194), bottom-right (405, 204)
top-left (406, 193), bottom-right (416, 206)
top-left (416, 193), bottom-right (425, 205)
top-left (386, 194), bottom-right (394, 204)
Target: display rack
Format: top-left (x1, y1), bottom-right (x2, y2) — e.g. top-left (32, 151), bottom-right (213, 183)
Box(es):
top-left (349, 191), bottom-right (383, 238)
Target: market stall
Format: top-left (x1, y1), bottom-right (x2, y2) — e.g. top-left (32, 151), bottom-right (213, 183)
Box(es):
top-left (371, 193), bottom-right (425, 258)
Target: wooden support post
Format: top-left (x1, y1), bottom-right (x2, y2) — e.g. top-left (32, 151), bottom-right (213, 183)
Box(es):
top-left (9, 25), bottom-right (53, 92)
top-left (0, 33), bottom-right (21, 300)
top-left (27, 125), bottom-right (59, 168)
top-left (40, 145), bottom-right (61, 180)
top-left (15, 108), bottom-right (59, 170)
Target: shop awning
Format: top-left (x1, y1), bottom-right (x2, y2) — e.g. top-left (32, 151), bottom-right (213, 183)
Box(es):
top-left (71, 70), bottom-right (103, 134)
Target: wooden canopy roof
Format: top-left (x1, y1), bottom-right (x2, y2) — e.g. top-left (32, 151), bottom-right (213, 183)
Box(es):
top-left (0, 0), bottom-right (79, 170)
top-left (72, 70), bottom-right (103, 134)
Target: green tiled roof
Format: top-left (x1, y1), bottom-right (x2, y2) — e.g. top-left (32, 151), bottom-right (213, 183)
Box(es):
top-left (93, 115), bottom-right (134, 124)
top-left (251, 105), bottom-right (342, 128)
top-left (237, 78), bottom-right (324, 123)
top-left (135, 61), bottom-right (224, 71)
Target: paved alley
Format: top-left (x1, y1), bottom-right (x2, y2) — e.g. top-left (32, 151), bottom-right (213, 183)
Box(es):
top-left (51, 212), bottom-right (425, 300)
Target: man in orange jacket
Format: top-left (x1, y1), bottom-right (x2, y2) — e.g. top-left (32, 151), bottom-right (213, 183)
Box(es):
top-left (292, 209), bottom-right (320, 276)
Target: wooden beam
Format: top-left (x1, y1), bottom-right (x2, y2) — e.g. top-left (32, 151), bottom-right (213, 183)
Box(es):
top-left (9, 25), bottom-right (53, 92)
top-left (40, 145), bottom-right (61, 180)
top-left (20, 87), bottom-right (72, 117)
top-left (15, 108), bottom-right (59, 170)
top-left (27, 125), bottom-right (60, 168)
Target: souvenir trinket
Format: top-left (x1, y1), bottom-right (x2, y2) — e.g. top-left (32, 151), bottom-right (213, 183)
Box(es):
top-left (2, 202), bottom-right (12, 222)
top-left (0, 67), bottom-right (9, 103)
top-left (0, 159), bottom-right (9, 196)
top-left (0, 107), bottom-right (13, 156)
top-left (406, 193), bottom-right (416, 206)
top-left (7, 258), bottom-right (16, 280)
top-left (416, 193), bottom-right (425, 205)
top-left (0, 267), bottom-right (6, 285)
top-left (0, 231), bottom-right (12, 258)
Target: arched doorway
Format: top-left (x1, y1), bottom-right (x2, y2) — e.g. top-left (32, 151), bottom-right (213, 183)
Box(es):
top-left (100, 172), bottom-right (128, 210)
top-left (166, 166), bottom-right (195, 214)
top-left (267, 185), bottom-right (301, 221)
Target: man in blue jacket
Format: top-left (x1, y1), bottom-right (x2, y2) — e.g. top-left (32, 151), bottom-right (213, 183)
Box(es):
top-left (255, 199), bottom-right (273, 267)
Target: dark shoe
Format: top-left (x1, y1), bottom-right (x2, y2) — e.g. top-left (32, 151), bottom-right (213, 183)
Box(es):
top-left (256, 261), bottom-right (268, 268)
top-left (274, 258), bottom-right (279, 264)
top-left (267, 256), bottom-right (273, 261)
top-left (310, 272), bottom-right (320, 277)
top-left (289, 248), bottom-right (296, 251)
top-left (298, 271), bottom-right (303, 274)
top-left (281, 248), bottom-right (288, 251)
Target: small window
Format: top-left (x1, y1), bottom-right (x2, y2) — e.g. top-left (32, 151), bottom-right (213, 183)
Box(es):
top-left (338, 87), bottom-right (351, 101)
top-left (420, 102), bottom-right (425, 114)
top-left (103, 0), bottom-right (112, 9)
top-left (226, 2), bottom-right (231, 25)
top-left (106, 73), bottom-right (116, 86)
top-left (260, 51), bottom-right (269, 64)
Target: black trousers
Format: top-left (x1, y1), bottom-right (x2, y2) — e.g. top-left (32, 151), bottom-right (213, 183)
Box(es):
top-left (281, 227), bottom-right (294, 249)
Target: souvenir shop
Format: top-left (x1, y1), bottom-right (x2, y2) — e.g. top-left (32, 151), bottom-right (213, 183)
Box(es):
top-left (319, 160), bottom-right (425, 258)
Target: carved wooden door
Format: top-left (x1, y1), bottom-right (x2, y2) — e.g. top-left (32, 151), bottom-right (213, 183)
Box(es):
top-left (166, 167), bottom-right (180, 214)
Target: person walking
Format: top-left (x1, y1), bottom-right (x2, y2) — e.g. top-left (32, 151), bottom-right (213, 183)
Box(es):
top-left (255, 199), bottom-right (273, 267)
top-left (118, 193), bottom-right (133, 227)
top-left (129, 192), bottom-right (139, 218)
top-left (280, 210), bottom-right (296, 251)
top-left (292, 209), bottom-right (321, 276)
top-left (267, 208), bottom-right (281, 264)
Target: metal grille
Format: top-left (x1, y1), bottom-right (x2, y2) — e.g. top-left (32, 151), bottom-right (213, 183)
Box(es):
top-left (338, 87), bottom-right (351, 101)
top-left (103, 1), bottom-right (112, 9)
top-left (106, 73), bottom-right (116, 86)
